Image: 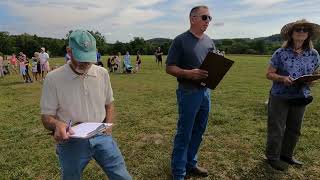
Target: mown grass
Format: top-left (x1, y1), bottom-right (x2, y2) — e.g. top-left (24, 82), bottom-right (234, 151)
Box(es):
top-left (0, 55), bottom-right (319, 180)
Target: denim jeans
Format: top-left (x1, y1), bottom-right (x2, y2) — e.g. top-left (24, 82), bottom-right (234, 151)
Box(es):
top-left (171, 87), bottom-right (210, 179)
top-left (56, 134), bottom-right (132, 180)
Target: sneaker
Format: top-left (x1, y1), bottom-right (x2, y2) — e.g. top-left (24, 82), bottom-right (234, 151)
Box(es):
top-left (186, 166), bottom-right (209, 178)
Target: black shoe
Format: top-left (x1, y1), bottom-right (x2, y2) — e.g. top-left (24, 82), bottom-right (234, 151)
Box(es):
top-left (267, 160), bottom-right (285, 171)
top-left (280, 156), bottom-right (303, 166)
top-left (186, 166), bottom-right (209, 178)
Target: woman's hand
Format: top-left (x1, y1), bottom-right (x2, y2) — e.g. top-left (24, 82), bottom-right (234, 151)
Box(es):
top-left (281, 76), bottom-right (294, 86)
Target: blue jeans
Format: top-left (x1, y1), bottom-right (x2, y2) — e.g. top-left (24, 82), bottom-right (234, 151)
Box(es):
top-left (171, 87), bottom-right (210, 179)
top-left (56, 134), bottom-right (132, 180)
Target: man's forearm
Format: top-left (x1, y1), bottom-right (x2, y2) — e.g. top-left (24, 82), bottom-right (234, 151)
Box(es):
top-left (104, 103), bottom-right (114, 123)
top-left (41, 114), bottom-right (60, 131)
top-left (166, 65), bottom-right (187, 79)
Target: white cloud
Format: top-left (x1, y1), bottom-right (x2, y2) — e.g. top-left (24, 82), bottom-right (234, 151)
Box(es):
top-left (2, 0), bottom-right (166, 41)
top-left (1, 0), bottom-right (320, 42)
top-left (239, 0), bottom-right (288, 7)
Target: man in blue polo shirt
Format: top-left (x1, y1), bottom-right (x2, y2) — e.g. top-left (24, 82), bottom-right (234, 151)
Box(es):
top-left (166, 5), bottom-right (215, 180)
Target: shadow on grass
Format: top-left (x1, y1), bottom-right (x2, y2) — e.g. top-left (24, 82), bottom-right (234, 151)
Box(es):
top-left (240, 159), bottom-right (288, 180)
top-left (0, 81), bottom-right (25, 86)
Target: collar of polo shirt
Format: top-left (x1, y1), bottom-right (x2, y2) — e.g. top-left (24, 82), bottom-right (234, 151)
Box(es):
top-left (65, 64), bottom-right (98, 80)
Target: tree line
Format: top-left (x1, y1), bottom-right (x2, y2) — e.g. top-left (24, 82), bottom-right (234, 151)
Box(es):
top-left (1, 31), bottom-right (320, 58)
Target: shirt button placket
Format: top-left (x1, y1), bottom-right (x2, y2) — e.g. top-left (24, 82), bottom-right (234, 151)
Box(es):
top-left (84, 77), bottom-right (89, 96)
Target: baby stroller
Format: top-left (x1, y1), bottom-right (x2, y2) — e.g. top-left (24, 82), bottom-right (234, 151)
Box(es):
top-left (123, 61), bottom-right (133, 73)
top-left (123, 54), bottom-right (133, 73)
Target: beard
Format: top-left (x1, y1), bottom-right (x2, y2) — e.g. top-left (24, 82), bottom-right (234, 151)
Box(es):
top-left (75, 64), bottom-right (92, 74)
top-left (75, 68), bottom-right (87, 74)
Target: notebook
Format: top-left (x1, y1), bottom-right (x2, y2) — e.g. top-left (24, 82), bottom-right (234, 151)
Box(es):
top-left (69, 123), bottom-right (113, 139)
top-left (292, 74), bottom-right (320, 83)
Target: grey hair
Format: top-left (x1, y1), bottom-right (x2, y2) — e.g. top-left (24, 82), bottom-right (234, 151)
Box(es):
top-left (189, 5), bottom-right (208, 17)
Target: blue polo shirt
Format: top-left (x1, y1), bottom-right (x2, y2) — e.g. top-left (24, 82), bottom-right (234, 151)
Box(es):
top-left (166, 31), bottom-right (216, 88)
top-left (270, 47), bottom-right (320, 99)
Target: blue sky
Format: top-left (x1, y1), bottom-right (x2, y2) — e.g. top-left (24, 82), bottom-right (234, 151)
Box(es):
top-left (0, 0), bottom-right (320, 43)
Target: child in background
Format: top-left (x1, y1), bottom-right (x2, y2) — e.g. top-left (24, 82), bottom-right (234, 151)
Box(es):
top-left (18, 55), bottom-right (27, 82)
top-left (24, 58), bottom-right (33, 83)
top-left (10, 54), bottom-right (18, 74)
top-left (31, 53), bottom-right (38, 81)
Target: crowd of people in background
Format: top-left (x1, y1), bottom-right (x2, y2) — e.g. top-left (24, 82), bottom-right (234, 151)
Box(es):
top-left (0, 47), bottom-right (51, 82)
top-left (105, 50), bottom-right (144, 74)
top-left (0, 45), bottom-right (163, 81)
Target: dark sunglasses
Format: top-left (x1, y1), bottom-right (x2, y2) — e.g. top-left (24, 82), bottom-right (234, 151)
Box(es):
top-left (194, 15), bottom-right (212, 22)
top-left (201, 15), bottom-right (212, 21)
top-left (294, 27), bottom-right (310, 33)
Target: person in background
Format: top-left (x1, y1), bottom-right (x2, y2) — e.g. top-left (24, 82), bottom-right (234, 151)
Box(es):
top-left (123, 51), bottom-right (133, 73)
top-left (265, 19), bottom-right (320, 171)
top-left (32, 52), bottom-right (39, 81)
top-left (24, 56), bottom-right (33, 83)
top-left (107, 56), bottom-right (112, 71)
top-left (0, 53), bottom-right (4, 78)
top-left (154, 49), bottom-right (158, 64)
top-left (166, 5), bottom-right (215, 179)
top-left (18, 53), bottom-right (27, 82)
top-left (40, 30), bottom-right (131, 180)
top-left (39, 47), bottom-right (50, 80)
top-left (155, 47), bottom-right (163, 67)
top-left (10, 53), bottom-right (18, 74)
top-left (135, 51), bottom-right (142, 72)
top-left (65, 46), bottom-right (72, 64)
top-left (96, 49), bottom-right (101, 62)
top-left (3, 56), bottom-right (10, 75)
top-left (115, 52), bottom-right (121, 73)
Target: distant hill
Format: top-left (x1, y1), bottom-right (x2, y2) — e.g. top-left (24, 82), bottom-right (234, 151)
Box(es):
top-left (146, 38), bottom-right (172, 45)
top-left (147, 34), bottom-right (283, 45)
top-left (215, 34), bottom-right (282, 43)
top-left (255, 34), bottom-right (282, 43)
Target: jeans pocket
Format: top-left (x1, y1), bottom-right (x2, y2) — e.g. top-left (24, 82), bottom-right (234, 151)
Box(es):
top-left (179, 88), bottom-right (194, 95)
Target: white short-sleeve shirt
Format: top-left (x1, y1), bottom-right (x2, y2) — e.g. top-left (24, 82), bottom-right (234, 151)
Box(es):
top-left (39, 52), bottom-right (49, 64)
top-left (40, 64), bottom-right (114, 124)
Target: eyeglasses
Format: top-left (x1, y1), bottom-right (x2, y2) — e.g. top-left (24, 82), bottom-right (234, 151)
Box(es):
top-left (294, 27), bottom-right (310, 33)
top-left (193, 15), bottom-right (212, 22)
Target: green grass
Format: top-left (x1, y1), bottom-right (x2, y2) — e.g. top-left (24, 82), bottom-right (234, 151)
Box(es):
top-left (0, 55), bottom-right (320, 179)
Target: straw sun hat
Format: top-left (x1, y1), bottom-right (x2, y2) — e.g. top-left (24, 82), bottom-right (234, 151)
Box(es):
top-left (280, 19), bottom-right (320, 40)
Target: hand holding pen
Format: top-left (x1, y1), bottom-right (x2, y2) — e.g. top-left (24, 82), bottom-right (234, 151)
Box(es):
top-left (53, 120), bottom-right (74, 143)
top-left (65, 120), bottom-right (74, 136)
top-left (66, 120), bottom-right (72, 132)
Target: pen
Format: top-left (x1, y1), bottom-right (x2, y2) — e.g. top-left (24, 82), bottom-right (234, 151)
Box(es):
top-left (66, 120), bottom-right (72, 132)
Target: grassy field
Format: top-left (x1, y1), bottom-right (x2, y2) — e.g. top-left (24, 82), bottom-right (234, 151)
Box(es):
top-left (0, 55), bottom-right (319, 180)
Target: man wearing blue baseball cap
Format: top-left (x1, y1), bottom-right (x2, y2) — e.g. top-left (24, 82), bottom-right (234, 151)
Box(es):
top-left (40, 30), bottom-right (131, 180)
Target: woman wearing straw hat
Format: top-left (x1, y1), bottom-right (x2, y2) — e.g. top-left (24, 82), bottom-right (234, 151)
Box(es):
top-left (265, 19), bottom-right (320, 171)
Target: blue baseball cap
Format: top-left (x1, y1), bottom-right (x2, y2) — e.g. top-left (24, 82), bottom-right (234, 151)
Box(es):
top-left (69, 30), bottom-right (97, 63)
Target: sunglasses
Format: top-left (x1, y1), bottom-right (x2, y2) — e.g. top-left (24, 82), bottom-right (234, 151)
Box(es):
top-left (294, 27), bottom-right (310, 33)
top-left (194, 15), bottom-right (212, 22)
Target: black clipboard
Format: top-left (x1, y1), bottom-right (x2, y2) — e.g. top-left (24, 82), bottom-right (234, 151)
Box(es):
top-left (196, 52), bottom-right (234, 90)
